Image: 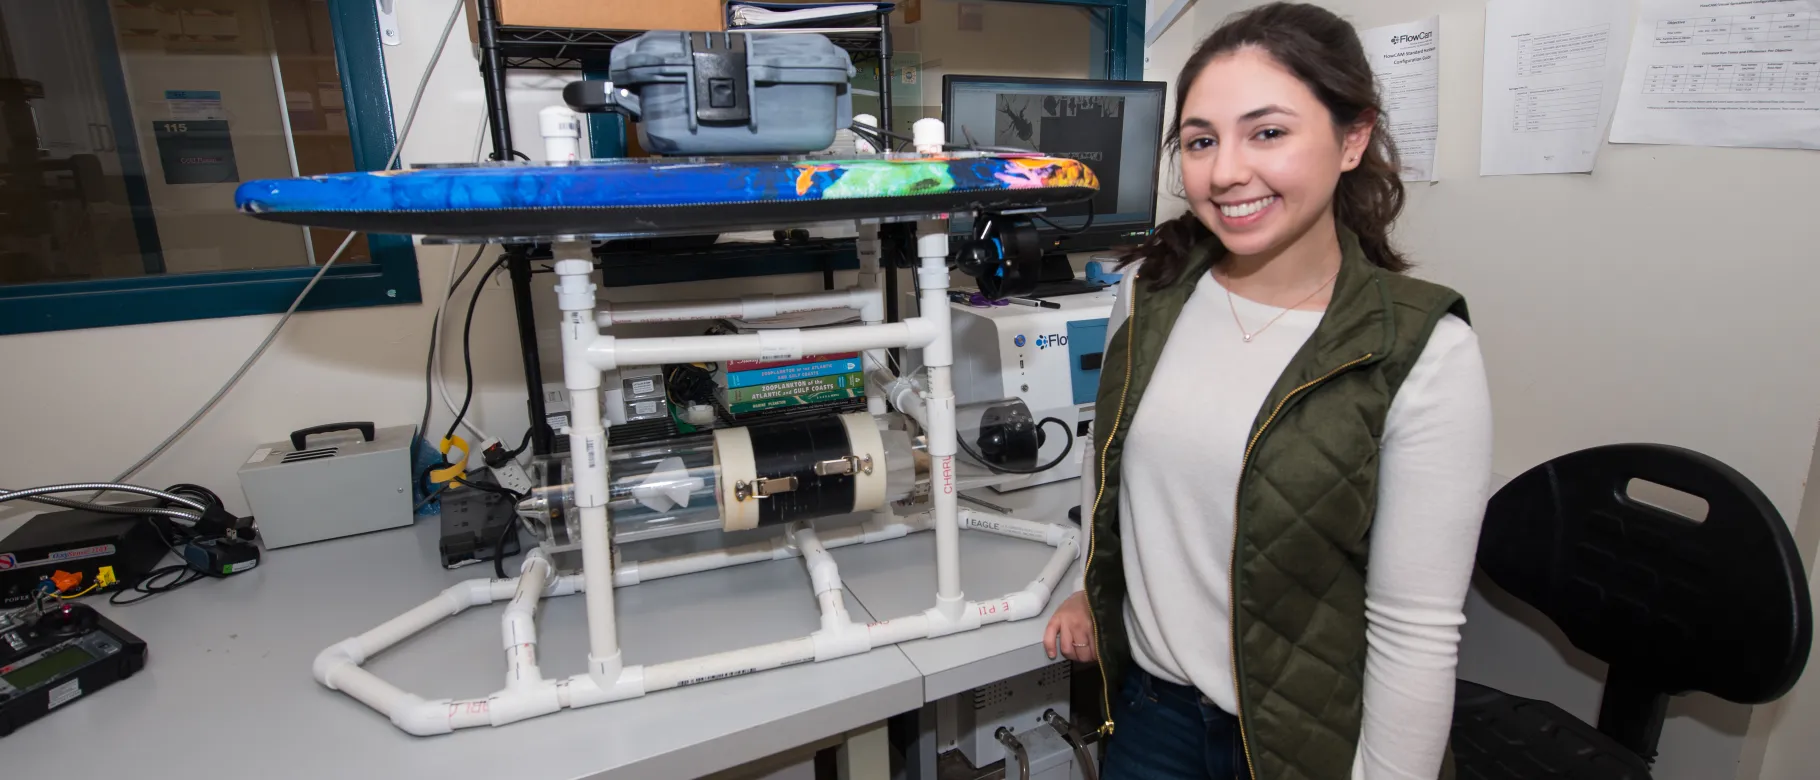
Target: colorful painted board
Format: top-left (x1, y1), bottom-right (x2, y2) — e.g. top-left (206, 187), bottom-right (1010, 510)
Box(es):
top-left (234, 155), bottom-right (1098, 238)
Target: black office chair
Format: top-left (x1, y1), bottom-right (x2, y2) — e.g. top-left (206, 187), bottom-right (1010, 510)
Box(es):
top-left (1451, 443), bottom-right (1813, 779)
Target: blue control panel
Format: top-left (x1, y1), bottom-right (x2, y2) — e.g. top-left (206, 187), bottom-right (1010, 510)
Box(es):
top-left (1066, 318), bottom-right (1109, 406)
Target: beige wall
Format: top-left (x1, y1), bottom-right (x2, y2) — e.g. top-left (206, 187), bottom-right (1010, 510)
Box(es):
top-left (1148, 2), bottom-right (1820, 779)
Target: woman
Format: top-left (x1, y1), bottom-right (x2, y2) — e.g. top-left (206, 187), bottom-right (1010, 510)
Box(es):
top-left (1042, 4), bottom-right (1493, 779)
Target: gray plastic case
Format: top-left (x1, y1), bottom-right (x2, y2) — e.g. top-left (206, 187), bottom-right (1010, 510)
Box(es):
top-left (602, 31), bottom-right (856, 155)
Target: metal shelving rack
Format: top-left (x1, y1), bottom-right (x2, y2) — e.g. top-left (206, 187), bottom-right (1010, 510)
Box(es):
top-left (469, 0), bottom-right (896, 456)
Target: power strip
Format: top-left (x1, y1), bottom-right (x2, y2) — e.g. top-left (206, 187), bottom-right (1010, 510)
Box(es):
top-left (479, 436), bottom-right (534, 495)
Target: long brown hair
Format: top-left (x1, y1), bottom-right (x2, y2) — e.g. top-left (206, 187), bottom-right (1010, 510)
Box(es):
top-left (1123, 2), bottom-right (1409, 287)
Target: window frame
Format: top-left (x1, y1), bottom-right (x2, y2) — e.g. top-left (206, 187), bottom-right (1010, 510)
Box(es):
top-left (0, 0), bottom-right (419, 336)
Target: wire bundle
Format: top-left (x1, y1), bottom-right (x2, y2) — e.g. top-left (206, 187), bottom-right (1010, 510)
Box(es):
top-left (0, 482), bottom-right (249, 605)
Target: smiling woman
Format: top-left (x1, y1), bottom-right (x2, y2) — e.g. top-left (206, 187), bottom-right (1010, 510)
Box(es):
top-left (1041, 4), bottom-right (1493, 780)
top-left (0, 0), bottom-right (413, 334)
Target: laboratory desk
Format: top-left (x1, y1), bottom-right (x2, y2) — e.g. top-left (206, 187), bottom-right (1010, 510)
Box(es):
top-left (0, 481), bottom-right (1084, 779)
top-left (835, 483), bottom-right (1087, 702)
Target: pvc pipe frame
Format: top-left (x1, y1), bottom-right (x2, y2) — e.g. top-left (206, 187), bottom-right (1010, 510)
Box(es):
top-left (311, 508), bottom-right (1079, 735)
top-left (315, 194), bottom-right (1080, 733)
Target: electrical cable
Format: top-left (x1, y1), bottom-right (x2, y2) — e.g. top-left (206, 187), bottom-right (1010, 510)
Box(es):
top-left (446, 477), bottom-right (528, 579)
top-left (423, 244), bottom-right (491, 442)
top-left (995, 728), bottom-right (1032, 780)
top-left (1044, 710), bottom-right (1100, 780)
top-left (444, 255), bottom-right (512, 444)
top-left (58, 583), bottom-right (100, 600)
top-left (109, 0), bottom-right (470, 487)
top-left (86, 483), bottom-right (240, 605)
top-left (503, 428), bottom-right (534, 459)
top-left (413, 485), bottom-right (447, 512)
top-left (666, 363), bottom-right (735, 425)
top-left (492, 515), bottom-right (522, 580)
top-left (1033, 198), bottom-right (1095, 236)
top-left (109, 564), bottom-right (215, 606)
top-left (0, 483), bottom-right (207, 512)
top-left (848, 122), bottom-right (903, 152)
top-left (955, 417), bottom-right (1075, 475)
top-left (6, 495), bottom-right (201, 522)
top-left (419, 110), bottom-right (496, 446)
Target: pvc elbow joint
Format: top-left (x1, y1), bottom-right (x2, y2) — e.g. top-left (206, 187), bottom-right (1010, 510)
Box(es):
top-left (393, 695), bottom-right (457, 736)
top-left (312, 639), bottom-right (365, 688)
top-left (1005, 589), bottom-right (1046, 622)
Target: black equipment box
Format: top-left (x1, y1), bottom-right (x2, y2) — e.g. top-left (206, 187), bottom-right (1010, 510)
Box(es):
top-left (0, 603), bottom-right (148, 736)
top-left (438, 482), bottom-right (522, 569)
top-left (0, 503), bottom-right (168, 607)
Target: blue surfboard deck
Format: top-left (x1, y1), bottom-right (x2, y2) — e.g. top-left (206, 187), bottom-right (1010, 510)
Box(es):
top-left (234, 155), bottom-right (1099, 239)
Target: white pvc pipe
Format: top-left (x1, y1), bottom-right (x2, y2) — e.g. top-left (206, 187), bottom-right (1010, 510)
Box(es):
top-left (596, 288), bottom-right (882, 328)
top-left (957, 508), bottom-right (1078, 547)
top-left (556, 247), bottom-right (623, 687)
top-left (643, 636), bottom-right (818, 692)
top-left (327, 665), bottom-right (418, 723)
top-left (853, 113), bottom-right (880, 154)
top-left (915, 221), bottom-right (964, 620)
top-left (877, 373), bottom-right (929, 428)
top-left (1031, 539), bottom-right (1080, 595)
top-left (503, 552), bottom-right (552, 689)
top-left (617, 535), bottom-right (794, 585)
top-left (540, 105), bottom-right (581, 162)
top-left (792, 524), bottom-right (849, 631)
top-left (310, 500), bottom-right (1093, 735)
top-left (447, 699), bottom-right (494, 730)
top-left (585, 319), bottom-right (936, 372)
top-left (866, 613), bottom-right (933, 646)
top-left (349, 586), bottom-right (471, 659)
top-left (913, 118), bottom-right (945, 155)
top-left (611, 513), bottom-right (936, 588)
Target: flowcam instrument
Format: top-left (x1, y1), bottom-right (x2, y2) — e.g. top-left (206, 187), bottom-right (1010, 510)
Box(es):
top-left (233, 30), bottom-right (1101, 735)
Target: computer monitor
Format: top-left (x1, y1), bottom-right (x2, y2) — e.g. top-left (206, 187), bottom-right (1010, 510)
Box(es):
top-left (942, 75), bottom-right (1168, 254)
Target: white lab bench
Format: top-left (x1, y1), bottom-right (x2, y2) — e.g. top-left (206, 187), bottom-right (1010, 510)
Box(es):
top-left (0, 481), bottom-right (1085, 779)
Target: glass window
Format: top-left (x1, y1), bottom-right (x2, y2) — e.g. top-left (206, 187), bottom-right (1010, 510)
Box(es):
top-left (852, 0), bottom-right (1097, 136)
top-left (0, 0), bottom-right (365, 286)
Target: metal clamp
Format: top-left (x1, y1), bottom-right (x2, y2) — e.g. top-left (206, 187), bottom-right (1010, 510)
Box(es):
top-left (734, 475), bottom-right (798, 502)
top-left (813, 454), bottom-right (874, 477)
top-left (689, 32), bottom-right (751, 124)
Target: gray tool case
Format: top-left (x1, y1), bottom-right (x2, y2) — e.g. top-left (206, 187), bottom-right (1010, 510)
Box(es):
top-left (563, 31), bottom-right (855, 155)
top-left (238, 422), bottom-right (415, 549)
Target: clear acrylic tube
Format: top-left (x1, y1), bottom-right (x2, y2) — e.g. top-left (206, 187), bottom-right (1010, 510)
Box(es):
top-left (525, 414), bottom-right (922, 545)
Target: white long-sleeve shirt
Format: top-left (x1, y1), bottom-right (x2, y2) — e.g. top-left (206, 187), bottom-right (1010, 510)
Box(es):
top-left (1081, 265), bottom-right (1492, 780)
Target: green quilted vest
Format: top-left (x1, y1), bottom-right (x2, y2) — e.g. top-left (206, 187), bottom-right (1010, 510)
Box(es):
top-left (1083, 227), bottom-right (1468, 780)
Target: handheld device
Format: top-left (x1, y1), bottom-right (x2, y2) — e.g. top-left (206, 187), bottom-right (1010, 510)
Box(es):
top-left (0, 603), bottom-right (147, 736)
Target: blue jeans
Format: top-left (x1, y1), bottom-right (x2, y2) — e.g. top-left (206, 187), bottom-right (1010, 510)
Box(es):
top-left (1101, 665), bottom-right (1248, 780)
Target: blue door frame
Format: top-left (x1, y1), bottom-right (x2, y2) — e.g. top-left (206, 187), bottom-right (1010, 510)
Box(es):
top-left (0, 0), bottom-right (419, 336)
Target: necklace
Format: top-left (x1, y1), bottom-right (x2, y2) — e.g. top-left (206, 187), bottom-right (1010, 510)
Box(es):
top-left (1220, 267), bottom-right (1340, 343)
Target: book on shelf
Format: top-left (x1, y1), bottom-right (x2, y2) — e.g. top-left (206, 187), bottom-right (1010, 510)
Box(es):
top-left (724, 351), bottom-right (860, 373)
top-left (725, 356), bottom-right (864, 389)
top-left (723, 371), bottom-right (866, 414)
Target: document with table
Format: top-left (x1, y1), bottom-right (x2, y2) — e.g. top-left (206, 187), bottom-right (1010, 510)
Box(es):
top-left (1610, 0), bottom-right (1820, 150)
top-left (1480, 0), bottom-right (1635, 176)
top-left (1363, 17), bottom-right (1442, 182)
